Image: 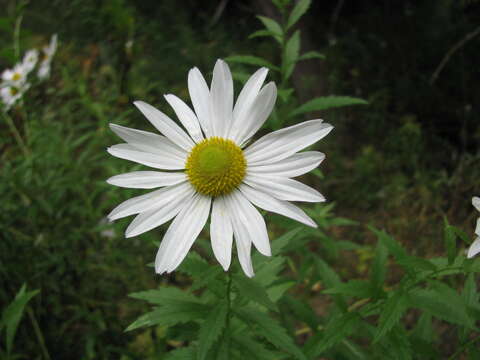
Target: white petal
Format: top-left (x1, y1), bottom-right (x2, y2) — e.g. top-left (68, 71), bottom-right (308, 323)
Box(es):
top-left (210, 197), bottom-right (233, 271)
top-left (227, 190), bottom-right (271, 256)
top-left (467, 237), bottom-right (480, 258)
top-left (188, 67), bottom-right (212, 137)
top-left (155, 194), bottom-right (211, 274)
top-left (164, 94), bottom-right (204, 143)
top-left (227, 202), bottom-right (254, 277)
top-left (125, 189), bottom-right (195, 238)
top-left (475, 218), bottom-right (480, 237)
top-left (473, 197), bottom-right (480, 212)
top-left (107, 181), bottom-right (192, 221)
top-left (109, 123), bottom-right (187, 160)
top-left (244, 175), bottom-right (325, 203)
top-left (231, 67), bottom-right (268, 137)
top-left (133, 101), bottom-right (195, 151)
top-left (107, 171), bottom-right (186, 189)
top-left (210, 59), bottom-right (233, 137)
top-left (234, 82), bottom-right (277, 146)
top-left (107, 144), bottom-right (185, 170)
top-left (248, 151), bottom-right (325, 178)
top-left (244, 120), bottom-right (333, 165)
top-left (239, 184), bottom-right (316, 228)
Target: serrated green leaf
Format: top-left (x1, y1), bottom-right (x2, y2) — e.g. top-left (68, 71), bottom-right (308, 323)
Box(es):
top-left (235, 308), bottom-right (306, 360)
top-left (369, 226), bottom-right (408, 261)
top-left (271, 227), bottom-right (304, 255)
top-left (232, 274), bottom-right (277, 311)
top-left (164, 346), bottom-right (196, 360)
top-left (409, 287), bottom-right (475, 329)
top-left (374, 292), bottom-right (408, 343)
top-left (283, 30), bottom-right (301, 80)
top-left (254, 256), bottom-right (286, 287)
top-left (315, 258), bottom-right (348, 310)
top-left (289, 96), bottom-right (368, 117)
top-left (286, 0), bottom-right (311, 30)
top-left (125, 302), bottom-right (210, 331)
top-left (129, 287), bottom-right (201, 305)
top-left (190, 266), bottom-right (222, 292)
top-left (256, 15), bottom-right (283, 43)
top-left (197, 301), bottom-right (228, 360)
top-left (370, 241), bottom-right (388, 299)
top-left (309, 312), bottom-right (360, 356)
top-left (267, 281), bottom-right (295, 302)
top-left (411, 313), bottom-right (434, 343)
top-left (298, 51), bottom-right (325, 61)
top-left (282, 295), bottom-right (318, 330)
top-left (232, 332), bottom-right (282, 360)
top-left (1, 284), bottom-right (39, 355)
top-left (225, 55), bottom-right (279, 71)
top-left (323, 280), bottom-right (372, 298)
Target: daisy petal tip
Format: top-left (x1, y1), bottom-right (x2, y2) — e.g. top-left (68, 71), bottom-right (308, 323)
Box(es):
top-left (467, 238), bottom-right (480, 258)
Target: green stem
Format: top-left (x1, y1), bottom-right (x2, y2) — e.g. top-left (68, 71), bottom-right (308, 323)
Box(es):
top-left (13, 14), bottom-right (23, 62)
top-left (2, 111), bottom-right (29, 156)
top-left (26, 306), bottom-right (51, 360)
top-left (225, 272), bottom-right (232, 356)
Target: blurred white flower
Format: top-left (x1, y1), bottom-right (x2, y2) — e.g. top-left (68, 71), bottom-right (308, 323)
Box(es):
top-left (22, 49), bottom-right (39, 74)
top-left (107, 59), bottom-right (332, 277)
top-left (2, 63), bottom-right (29, 86)
top-left (467, 196), bottom-right (480, 258)
top-left (0, 82), bottom-right (30, 111)
top-left (38, 34), bottom-right (58, 80)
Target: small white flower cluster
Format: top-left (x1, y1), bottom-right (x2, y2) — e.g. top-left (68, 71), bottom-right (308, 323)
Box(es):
top-left (0, 34), bottom-right (57, 112)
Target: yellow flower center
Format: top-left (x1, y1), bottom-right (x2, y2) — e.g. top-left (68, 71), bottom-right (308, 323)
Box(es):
top-left (10, 87), bottom-right (18, 96)
top-left (12, 73), bottom-right (22, 81)
top-left (185, 137), bottom-right (246, 197)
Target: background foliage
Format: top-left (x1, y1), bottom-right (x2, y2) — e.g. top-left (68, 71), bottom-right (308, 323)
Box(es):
top-left (1, 0), bottom-right (479, 359)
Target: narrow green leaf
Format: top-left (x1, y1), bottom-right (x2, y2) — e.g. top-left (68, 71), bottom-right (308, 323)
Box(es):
top-left (232, 274), bottom-right (277, 311)
top-left (125, 302), bottom-right (209, 331)
top-left (190, 266), bottom-right (223, 292)
top-left (384, 326), bottom-right (413, 360)
top-left (283, 30), bottom-right (301, 80)
top-left (236, 308), bottom-right (307, 360)
top-left (1, 284), bottom-right (39, 355)
top-left (267, 280), bottom-right (295, 302)
top-left (411, 313), bottom-right (434, 343)
top-left (374, 292), bottom-right (408, 343)
top-left (315, 258), bottom-right (348, 309)
top-left (370, 241), bottom-right (388, 299)
top-left (463, 273), bottom-right (479, 309)
top-left (298, 51), bottom-right (325, 61)
top-left (310, 312), bottom-right (360, 356)
top-left (289, 96), bottom-right (368, 117)
top-left (197, 301), bottom-right (228, 360)
top-left (256, 15), bottom-right (283, 43)
top-left (129, 287), bottom-right (201, 305)
top-left (323, 280), bottom-right (372, 298)
top-left (254, 256), bottom-right (286, 287)
top-left (396, 256), bottom-right (437, 272)
top-left (249, 29), bottom-right (277, 40)
top-left (225, 55), bottom-right (279, 71)
top-left (286, 0), bottom-right (311, 30)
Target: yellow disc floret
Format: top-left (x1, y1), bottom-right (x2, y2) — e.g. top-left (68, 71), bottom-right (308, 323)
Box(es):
top-left (185, 137), bottom-right (246, 197)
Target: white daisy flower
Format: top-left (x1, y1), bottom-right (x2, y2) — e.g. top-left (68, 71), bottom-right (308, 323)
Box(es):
top-left (22, 49), bottom-right (39, 74)
top-left (467, 196), bottom-right (480, 258)
top-left (37, 34), bottom-right (58, 80)
top-left (0, 82), bottom-right (30, 111)
top-left (1, 63), bottom-right (28, 86)
top-left (107, 59), bottom-right (333, 277)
